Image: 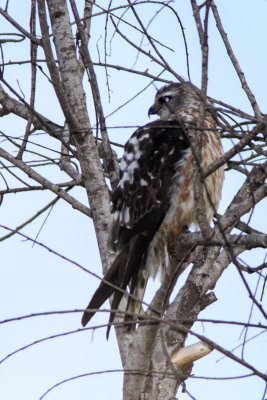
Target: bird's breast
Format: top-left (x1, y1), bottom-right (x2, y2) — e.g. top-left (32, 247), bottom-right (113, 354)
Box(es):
top-left (146, 127), bottom-right (224, 281)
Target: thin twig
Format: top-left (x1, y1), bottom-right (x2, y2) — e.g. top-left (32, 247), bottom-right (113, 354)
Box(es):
top-left (210, 1), bottom-right (262, 118)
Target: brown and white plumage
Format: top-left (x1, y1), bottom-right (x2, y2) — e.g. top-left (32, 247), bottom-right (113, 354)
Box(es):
top-left (81, 82), bottom-right (224, 336)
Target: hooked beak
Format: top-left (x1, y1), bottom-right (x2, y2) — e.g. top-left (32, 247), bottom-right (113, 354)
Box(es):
top-left (148, 104), bottom-right (159, 117)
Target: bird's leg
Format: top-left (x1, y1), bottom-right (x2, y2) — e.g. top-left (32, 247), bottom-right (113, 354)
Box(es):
top-left (169, 227), bottom-right (180, 248)
top-left (168, 225), bottom-right (189, 248)
top-left (168, 225), bottom-right (191, 261)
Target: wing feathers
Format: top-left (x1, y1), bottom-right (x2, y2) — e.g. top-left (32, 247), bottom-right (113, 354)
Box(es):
top-left (109, 120), bottom-right (189, 252)
top-left (82, 119), bottom-right (190, 335)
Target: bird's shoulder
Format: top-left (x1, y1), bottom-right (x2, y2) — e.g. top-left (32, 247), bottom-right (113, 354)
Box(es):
top-left (117, 119), bottom-right (190, 191)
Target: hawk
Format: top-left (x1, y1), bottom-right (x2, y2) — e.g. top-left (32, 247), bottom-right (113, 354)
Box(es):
top-left (81, 82), bottom-right (224, 335)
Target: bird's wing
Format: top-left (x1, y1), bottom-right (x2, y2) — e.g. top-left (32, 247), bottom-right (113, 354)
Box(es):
top-left (109, 119), bottom-right (190, 252)
top-left (81, 120), bottom-right (190, 333)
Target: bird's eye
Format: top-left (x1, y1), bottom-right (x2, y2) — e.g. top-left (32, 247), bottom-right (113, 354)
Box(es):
top-left (164, 96), bottom-right (171, 102)
top-left (159, 95), bottom-right (172, 104)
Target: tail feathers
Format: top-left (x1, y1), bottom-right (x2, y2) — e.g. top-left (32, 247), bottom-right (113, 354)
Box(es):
top-left (81, 247), bottom-right (128, 327)
top-left (106, 260), bottom-right (133, 338)
top-left (81, 234), bottom-right (151, 337)
top-left (106, 236), bottom-right (149, 338)
top-left (124, 270), bottom-right (148, 332)
top-left (106, 290), bottom-right (124, 339)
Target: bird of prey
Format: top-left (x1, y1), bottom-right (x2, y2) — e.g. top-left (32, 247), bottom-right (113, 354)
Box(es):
top-left (81, 82), bottom-right (224, 336)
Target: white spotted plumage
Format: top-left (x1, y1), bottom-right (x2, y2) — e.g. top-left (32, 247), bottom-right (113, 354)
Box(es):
top-left (82, 82), bottom-right (224, 335)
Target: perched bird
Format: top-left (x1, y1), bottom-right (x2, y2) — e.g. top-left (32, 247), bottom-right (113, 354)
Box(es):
top-left (81, 82), bottom-right (224, 336)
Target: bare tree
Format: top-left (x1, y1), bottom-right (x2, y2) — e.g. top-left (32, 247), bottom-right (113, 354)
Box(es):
top-left (0, 1), bottom-right (266, 399)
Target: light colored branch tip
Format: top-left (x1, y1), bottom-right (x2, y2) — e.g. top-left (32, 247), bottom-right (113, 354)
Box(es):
top-left (171, 341), bottom-right (213, 367)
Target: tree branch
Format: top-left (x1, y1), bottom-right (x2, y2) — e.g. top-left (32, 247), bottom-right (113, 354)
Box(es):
top-left (210, 1), bottom-right (262, 118)
top-left (0, 146), bottom-right (91, 216)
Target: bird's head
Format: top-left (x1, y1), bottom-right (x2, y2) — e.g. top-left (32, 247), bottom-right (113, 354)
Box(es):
top-left (148, 82), bottom-right (205, 122)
